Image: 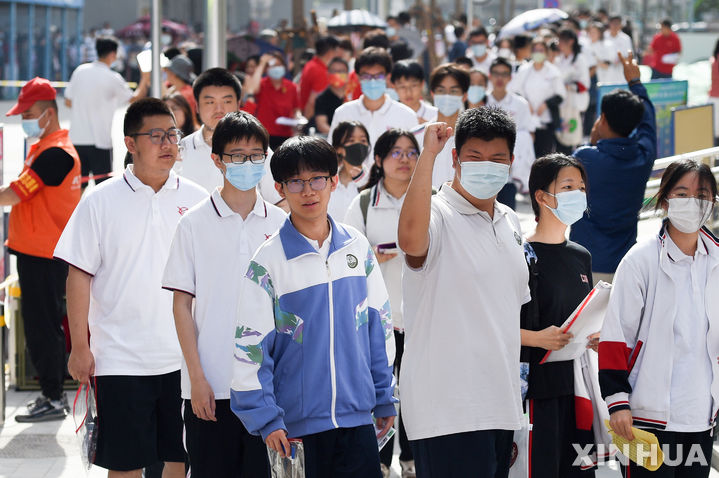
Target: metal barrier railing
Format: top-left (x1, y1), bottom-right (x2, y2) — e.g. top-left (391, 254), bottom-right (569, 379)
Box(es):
top-left (640, 147), bottom-right (719, 231)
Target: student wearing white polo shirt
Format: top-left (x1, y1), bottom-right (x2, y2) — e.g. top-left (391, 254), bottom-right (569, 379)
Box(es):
top-left (163, 111), bottom-right (285, 477)
top-left (328, 121), bottom-right (371, 220)
top-left (344, 128), bottom-right (421, 478)
top-left (56, 99), bottom-right (207, 477)
top-left (397, 109), bottom-right (529, 477)
top-left (328, 47), bottom-right (418, 156)
top-left (176, 68), bottom-right (242, 194)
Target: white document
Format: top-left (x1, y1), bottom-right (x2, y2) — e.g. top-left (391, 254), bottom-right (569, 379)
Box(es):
top-left (661, 53), bottom-right (680, 65)
top-left (275, 116), bottom-right (308, 127)
top-left (541, 281), bottom-right (612, 363)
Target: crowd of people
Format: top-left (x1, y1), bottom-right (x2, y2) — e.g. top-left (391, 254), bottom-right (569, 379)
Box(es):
top-left (2, 6), bottom-right (719, 478)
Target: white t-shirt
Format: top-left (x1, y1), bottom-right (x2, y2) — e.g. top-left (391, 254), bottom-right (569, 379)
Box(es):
top-left (162, 188), bottom-right (286, 399)
top-left (176, 126), bottom-right (223, 194)
top-left (466, 51), bottom-right (497, 74)
top-left (344, 181), bottom-right (407, 330)
top-left (587, 40), bottom-right (616, 85)
top-left (54, 166), bottom-right (207, 376)
top-left (664, 234), bottom-right (713, 432)
top-left (400, 186), bottom-right (530, 440)
top-left (65, 61), bottom-right (133, 149)
top-left (416, 101), bottom-right (438, 124)
top-left (512, 61), bottom-right (566, 126)
top-left (328, 95), bottom-right (419, 160)
top-left (603, 31), bottom-right (634, 84)
top-left (432, 136), bottom-right (456, 188)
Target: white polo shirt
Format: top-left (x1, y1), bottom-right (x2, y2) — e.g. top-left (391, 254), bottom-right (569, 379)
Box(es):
top-left (400, 186), bottom-right (530, 440)
top-left (162, 188), bottom-right (286, 399)
top-left (65, 61), bottom-right (133, 149)
top-left (416, 101), bottom-right (438, 124)
top-left (54, 166), bottom-right (207, 376)
top-left (177, 126), bottom-right (223, 193)
top-left (327, 167), bottom-right (369, 221)
top-left (512, 61), bottom-right (566, 126)
top-left (466, 51), bottom-right (497, 74)
top-left (328, 95), bottom-right (418, 160)
top-left (257, 148), bottom-right (284, 206)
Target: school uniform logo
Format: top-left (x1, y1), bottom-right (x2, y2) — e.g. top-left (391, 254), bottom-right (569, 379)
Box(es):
top-left (177, 206), bottom-right (188, 216)
top-left (346, 254), bottom-right (358, 268)
top-left (580, 274), bottom-right (589, 283)
top-left (264, 234), bottom-right (272, 240)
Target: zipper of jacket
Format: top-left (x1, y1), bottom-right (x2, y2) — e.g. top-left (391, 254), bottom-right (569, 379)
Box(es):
top-left (326, 258), bottom-right (339, 428)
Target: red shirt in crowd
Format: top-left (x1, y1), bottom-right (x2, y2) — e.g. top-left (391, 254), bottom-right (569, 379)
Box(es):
top-left (255, 76), bottom-right (299, 137)
top-left (649, 32), bottom-right (681, 75)
top-left (299, 56), bottom-right (328, 110)
top-left (346, 71), bottom-right (362, 101)
top-left (180, 84), bottom-right (198, 115)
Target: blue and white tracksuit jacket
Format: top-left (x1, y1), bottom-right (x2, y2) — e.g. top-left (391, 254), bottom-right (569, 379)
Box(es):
top-left (230, 215), bottom-right (397, 440)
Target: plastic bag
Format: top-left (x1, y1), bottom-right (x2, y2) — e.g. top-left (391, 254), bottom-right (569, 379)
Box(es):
top-left (72, 379), bottom-right (98, 470)
top-left (509, 414), bottom-right (531, 478)
top-left (268, 439), bottom-right (305, 478)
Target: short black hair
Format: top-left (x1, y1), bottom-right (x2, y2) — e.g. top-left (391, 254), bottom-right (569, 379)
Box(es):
top-left (489, 57), bottom-right (513, 75)
top-left (96, 37), bottom-right (119, 58)
top-left (397, 11), bottom-right (411, 25)
top-left (661, 18), bottom-right (672, 28)
top-left (455, 107), bottom-right (516, 156)
top-left (339, 38), bottom-right (354, 54)
top-left (469, 27), bottom-right (488, 40)
top-left (601, 89), bottom-right (644, 137)
top-left (192, 67), bottom-right (242, 103)
top-left (270, 136), bottom-right (338, 183)
top-left (454, 25), bottom-right (465, 38)
top-left (362, 31), bottom-right (390, 50)
top-left (391, 60), bottom-right (424, 83)
top-left (331, 121), bottom-right (370, 149)
top-left (355, 46), bottom-right (393, 75)
top-left (163, 46), bottom-right (181, 60)
top-left (328, 57), bottom-right (349, 71)
top-left (513, 34), bottom-right (532, 50)
top-left (655, 159), bottom-right (718, 211)
top-left (528, 153), bottom-right (588, 219)
top-left (315, 35), bottom-right (340, 56)
top-left (123, 97), bottom-right (174, 137)
top-left (454, 56), bottom-right (474, 69)
top-left (609, 15), bottom-right (623, 23)
top-left (211, 111), bottom-right (269, 156)
top-left (389, 40), bottom-right (413, 62)
top-left (429, 63), bottom-right (470, 93)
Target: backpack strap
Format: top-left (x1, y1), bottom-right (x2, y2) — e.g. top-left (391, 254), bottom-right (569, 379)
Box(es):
top-left (359, 188), bottom-right (372, 226)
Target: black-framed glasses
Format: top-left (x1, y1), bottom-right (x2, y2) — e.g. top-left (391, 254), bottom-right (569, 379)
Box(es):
top-left (220, 152), bottom-right (267, 164)
top-left (389, 149), bottom-right (419, 160)
top-left (359, 73), bottom-right (386, 81)
top-left (283, 176), bottom-right (332, 193)
top-left (131, 128), bottom-right (182, 145)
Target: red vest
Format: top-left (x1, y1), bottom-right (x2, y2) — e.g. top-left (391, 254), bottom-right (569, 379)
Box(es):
top-left (8, 129), bottom-right (81, 258)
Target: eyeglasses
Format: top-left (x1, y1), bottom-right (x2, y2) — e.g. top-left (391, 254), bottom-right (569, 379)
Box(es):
top-left (490, 71), bottom-right (511, 78)
top-left (359, 73), bottom-right (386, 81)
top-left (220, 152), bottom-right (266, 164)
top-left (389, 149), bottom-right (419, 160)
top-left (131, 128), bottom-right (182, 145)
top-left (283, 176), bottom-right (332, 193)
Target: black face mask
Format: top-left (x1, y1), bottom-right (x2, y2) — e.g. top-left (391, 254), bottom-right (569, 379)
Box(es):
top-left (343, 143), bottom-right (369, 167)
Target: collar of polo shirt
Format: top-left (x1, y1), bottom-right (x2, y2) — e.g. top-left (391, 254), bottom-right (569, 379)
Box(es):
top-left (209, 188), bottom-right (268, 218)
top-left (438, 185), bottom-right (507, 222)
top-left (123, 164), bottom-right (180, 192)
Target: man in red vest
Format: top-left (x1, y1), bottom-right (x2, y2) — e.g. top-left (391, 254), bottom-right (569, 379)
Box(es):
top-left (1, 77), bottom-right (81, 422)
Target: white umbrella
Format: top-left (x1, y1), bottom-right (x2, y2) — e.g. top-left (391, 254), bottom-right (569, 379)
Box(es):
top-left (498, 8), bottom-right (569, 39)
top-left (327, 9), bottom-right (388, 30)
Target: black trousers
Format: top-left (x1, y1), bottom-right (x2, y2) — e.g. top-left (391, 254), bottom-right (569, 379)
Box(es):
top-left (183, 399), bottom-right (269, 477)
top-left (620, 429), bottom-right (712, 478)
top-left (302, 425), bottom-right (382, 478)
top-left (380, 330), bottom-right (413, 466)
top-left (534, 127), bottom-right (557, 159)
top-left (75, 145), bottom-right (112, 189)
top-left (15, 253), bottom-right (68, 400)
top-left (411, 429), bottom-right (514, 478)
top-left (496, 182), bottom-right (517, 211)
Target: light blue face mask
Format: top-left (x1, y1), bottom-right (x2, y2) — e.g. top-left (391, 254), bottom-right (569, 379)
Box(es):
top-left (459, 161), bottom-right (510, 200)
top-left (434, 94), bottom-right (464, 116)
top-left (267, 65), bottom-right (286, 80)
top-left (472, 44), bottom-right (488, 57)
top-left (21, 110), bottom-right (47, 139)
top-left (224, 161), bottom-right (266, 191)
top-left (386, 87), bottom-right (400, 101)
top-left (361, 79), bottom-right (387, 101)
top-left (467, 85), bottom-right (486, 104)
top-left (545, 189), bottom-right (587, 225)
top-left (386, 27), bottom-right (397, 37)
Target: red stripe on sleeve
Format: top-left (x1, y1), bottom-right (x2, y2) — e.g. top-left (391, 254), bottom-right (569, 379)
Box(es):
top-left (599, 341), bottom-right (632, 371)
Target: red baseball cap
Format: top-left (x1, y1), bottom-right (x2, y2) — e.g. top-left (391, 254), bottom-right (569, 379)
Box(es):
top-left (6, 77), bottom-right (57, 116)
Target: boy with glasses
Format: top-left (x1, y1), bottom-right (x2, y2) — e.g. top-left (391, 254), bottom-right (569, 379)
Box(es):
top-left (163, 111), bottom-right (286, 477)
top-left (56, 98), bottom-right (207, 477)
top-left (328, 47), bottom-right (417, 160)
top-left (230, 136), bottom-right (397, 478)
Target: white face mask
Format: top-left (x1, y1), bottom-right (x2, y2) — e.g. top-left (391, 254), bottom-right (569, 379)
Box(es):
top-left (667, 197), bottom-right (714, 233)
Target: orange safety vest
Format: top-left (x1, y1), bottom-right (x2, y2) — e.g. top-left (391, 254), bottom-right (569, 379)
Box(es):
top-left (7, 129), bottom-right (81, 259)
